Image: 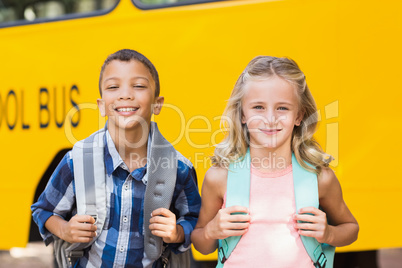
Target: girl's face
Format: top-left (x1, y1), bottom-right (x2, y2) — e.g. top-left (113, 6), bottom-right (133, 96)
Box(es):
top-left (241, 76), bottom-right (303, 151)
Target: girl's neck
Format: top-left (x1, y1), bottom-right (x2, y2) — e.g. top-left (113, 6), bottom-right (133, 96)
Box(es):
top-left (108, 123), bottom-right (149, 172)
top-left (249, 146), bottom-right (292, 173)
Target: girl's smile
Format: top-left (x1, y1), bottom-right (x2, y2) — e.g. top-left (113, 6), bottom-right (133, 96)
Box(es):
top-left (259, 128), bottom-right (283, 135)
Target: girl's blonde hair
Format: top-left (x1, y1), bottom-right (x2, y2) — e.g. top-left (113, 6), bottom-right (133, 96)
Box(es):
top-left (212, 56), bottom-right (333, 174)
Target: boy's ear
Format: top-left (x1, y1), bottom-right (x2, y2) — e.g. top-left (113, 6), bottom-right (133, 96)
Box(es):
top-left (97, 99), bottom-right (106, 117)
top-left (153, 96), bottom-right (164, 115)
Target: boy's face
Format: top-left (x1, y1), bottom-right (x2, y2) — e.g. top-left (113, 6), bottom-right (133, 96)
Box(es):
top-left (97, 60), bottom-right (163, 132)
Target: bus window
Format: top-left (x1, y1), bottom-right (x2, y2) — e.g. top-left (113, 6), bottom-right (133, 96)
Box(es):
top-left (0, 0), bottom-right (118, 25)
top-left (133, 0), bottom-right (222, 9)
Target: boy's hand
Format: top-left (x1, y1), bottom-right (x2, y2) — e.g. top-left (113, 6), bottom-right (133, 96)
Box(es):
top-left (149, 208), bottom-right (183, 244)
top-left (61, 215), bottom-right (97, 243)
top-left (293, 207), bottom-right (332, 244)
top-left (205, 206), bottom-right (250, 240)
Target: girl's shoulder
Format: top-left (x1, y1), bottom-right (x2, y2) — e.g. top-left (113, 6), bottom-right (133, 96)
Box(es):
top-left (202, 165), bottom-right (229, 199)
top-left (317, 166), bottom-right (341, 198)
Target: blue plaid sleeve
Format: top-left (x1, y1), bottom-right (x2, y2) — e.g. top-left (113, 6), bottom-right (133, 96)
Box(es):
top-left (169, 160), bottom-right (201, 253)
top-left (31, 151), bottom-right (76, 245)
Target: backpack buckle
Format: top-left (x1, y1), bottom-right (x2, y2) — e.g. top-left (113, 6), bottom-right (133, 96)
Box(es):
top-left (67, 250), bottom-right (84, 267)
top-left (316, 252), bottom-right (327, 268)
top-left (218, 247), bottom-right (227, 264)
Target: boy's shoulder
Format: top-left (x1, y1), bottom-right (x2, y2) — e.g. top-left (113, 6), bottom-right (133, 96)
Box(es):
top-left (174, 149), bottom-right (193, 169)
top-left (172, 148), bottom-right (196, 182)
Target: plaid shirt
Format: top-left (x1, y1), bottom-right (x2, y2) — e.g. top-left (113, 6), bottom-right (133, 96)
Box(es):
top-left (31, 130), bottom-right (201, 268)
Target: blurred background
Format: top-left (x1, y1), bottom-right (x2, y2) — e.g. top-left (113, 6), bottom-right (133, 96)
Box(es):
top-left (1, 0), bottom-right (401, 267)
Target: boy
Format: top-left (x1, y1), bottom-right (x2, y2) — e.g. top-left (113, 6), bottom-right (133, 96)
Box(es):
top-left (31, 49), bottom-right (201, 267)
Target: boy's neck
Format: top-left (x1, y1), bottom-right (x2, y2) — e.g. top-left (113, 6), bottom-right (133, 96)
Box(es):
top-left (108, 123), bottom-right (150, 172)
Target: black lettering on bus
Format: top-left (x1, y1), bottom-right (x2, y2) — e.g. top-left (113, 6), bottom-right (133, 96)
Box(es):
top-left (70, 85), bottom-right (80, 128)
top-left (21, 91), bottom-right (30, 129)
top-left (39, 88), bottom-right (50, 128)
top-left (6, 90), bottom-right (18, 130)
top-left (54, 86), bottom-right (66, 128)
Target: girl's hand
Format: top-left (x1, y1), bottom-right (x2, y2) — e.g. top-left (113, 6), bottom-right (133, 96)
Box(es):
top-left (293, 207), bottom-right (332, 244)
top-left (205, 206), bottom-right (251, 240)
top-left (61, 215), bottom-right (97, 243)
top-left (149, 208), bottom-right (183, 244)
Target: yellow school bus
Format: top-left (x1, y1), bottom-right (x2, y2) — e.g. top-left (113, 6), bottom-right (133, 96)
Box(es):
top-left (1, 0), bottom-right (401, 265)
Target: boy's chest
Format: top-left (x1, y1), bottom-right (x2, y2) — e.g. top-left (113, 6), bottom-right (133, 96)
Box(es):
top-left (104, 172), bottom-right (147, 232)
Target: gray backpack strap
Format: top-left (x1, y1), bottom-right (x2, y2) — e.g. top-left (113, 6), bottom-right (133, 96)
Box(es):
top-left (62, 128), bottom-right (107, 266)
top-left (144, 122), bottom-right (178, 261)
top-left (73, 128), bottom-right (107, 229)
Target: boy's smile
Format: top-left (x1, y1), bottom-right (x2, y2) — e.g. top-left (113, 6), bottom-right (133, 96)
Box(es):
top-left (115, 106), bottom-right (139, 115)
top-left (97, 60), bottom-right (163, 133)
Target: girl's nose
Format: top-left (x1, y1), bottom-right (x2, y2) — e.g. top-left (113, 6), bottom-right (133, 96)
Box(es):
top-left (265, 110), bottom-right (276, 126)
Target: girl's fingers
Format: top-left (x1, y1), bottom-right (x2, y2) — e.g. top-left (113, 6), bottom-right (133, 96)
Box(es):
top-left (295, 222), bottom-right (318, 231)
top-left (298, 207), bottom-right (324, 216)
top-left (298, 230), bottom-right (316, 238)
top-left (225, 229), bottom-right (248, 237)
top-left (294, 214), bottom-right (317, 223)
top-left (228, 214), bottom-right (251, 223)
top-left (225, 206), bottom-right (249, 214)
top-left (227, 222), bottom-right (249, 230)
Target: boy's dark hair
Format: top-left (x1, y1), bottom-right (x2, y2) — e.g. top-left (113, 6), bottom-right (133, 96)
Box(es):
top-left (98, 49), bottom-right (160, 97)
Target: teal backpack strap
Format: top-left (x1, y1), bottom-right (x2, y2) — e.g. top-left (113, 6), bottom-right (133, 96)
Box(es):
top-left (292, 153), bottom-right (335, 268)
top-left (217, 149), bottom-right (251, 268)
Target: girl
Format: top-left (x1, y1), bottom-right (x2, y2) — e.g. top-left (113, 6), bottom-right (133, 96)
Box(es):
top-left (191, 56), bottom-right (359, 267)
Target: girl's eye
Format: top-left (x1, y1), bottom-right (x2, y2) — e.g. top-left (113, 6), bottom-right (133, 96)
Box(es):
top-left (253, 105), bottom-right (264, 110)
top-left (278, 107), bottom-right (289, 111)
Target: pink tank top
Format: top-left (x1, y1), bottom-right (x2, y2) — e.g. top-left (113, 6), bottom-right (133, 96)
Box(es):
top-left (223, 165), bottom-right (314, 268)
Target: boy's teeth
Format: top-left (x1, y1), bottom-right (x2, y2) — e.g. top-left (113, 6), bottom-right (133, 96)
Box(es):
top-left (117, 108), bottom-right (136, 112)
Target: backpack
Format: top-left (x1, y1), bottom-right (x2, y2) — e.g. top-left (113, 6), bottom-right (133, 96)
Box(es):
top-left (217, 149), bottom-right (335, 268)
top-left (53, 122), bottom-right (190, 268)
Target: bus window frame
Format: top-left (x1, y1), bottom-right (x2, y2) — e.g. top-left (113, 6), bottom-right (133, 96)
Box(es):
top-left (0, 0), bottom-right (120, 29)
top-left (132, 0), bottom-right (225, 10)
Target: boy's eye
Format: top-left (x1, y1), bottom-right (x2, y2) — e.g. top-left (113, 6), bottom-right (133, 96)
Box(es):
top-left (133, 84), bottom-right (146, 88)
top-left (107, 85), bottom-right (118, 89)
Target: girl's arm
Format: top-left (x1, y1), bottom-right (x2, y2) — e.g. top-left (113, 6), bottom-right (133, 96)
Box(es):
top-left (191, 166), bottom-right (250, 255)
top-left (294, 167), bottom-right (359, 247)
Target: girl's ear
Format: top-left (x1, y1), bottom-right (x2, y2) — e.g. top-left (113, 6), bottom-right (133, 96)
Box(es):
top-left (153, 96), bottom-right (164, 115)
top-left (241, 111), bottom-right (246, 124)
top-left (295, 110), bottom-right (304, 126)
top-left (97, 99), bottom-right (106, 117)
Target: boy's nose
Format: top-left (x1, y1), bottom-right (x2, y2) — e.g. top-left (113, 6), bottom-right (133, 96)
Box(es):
top-left (119, 87), bottom-right (134, 100)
